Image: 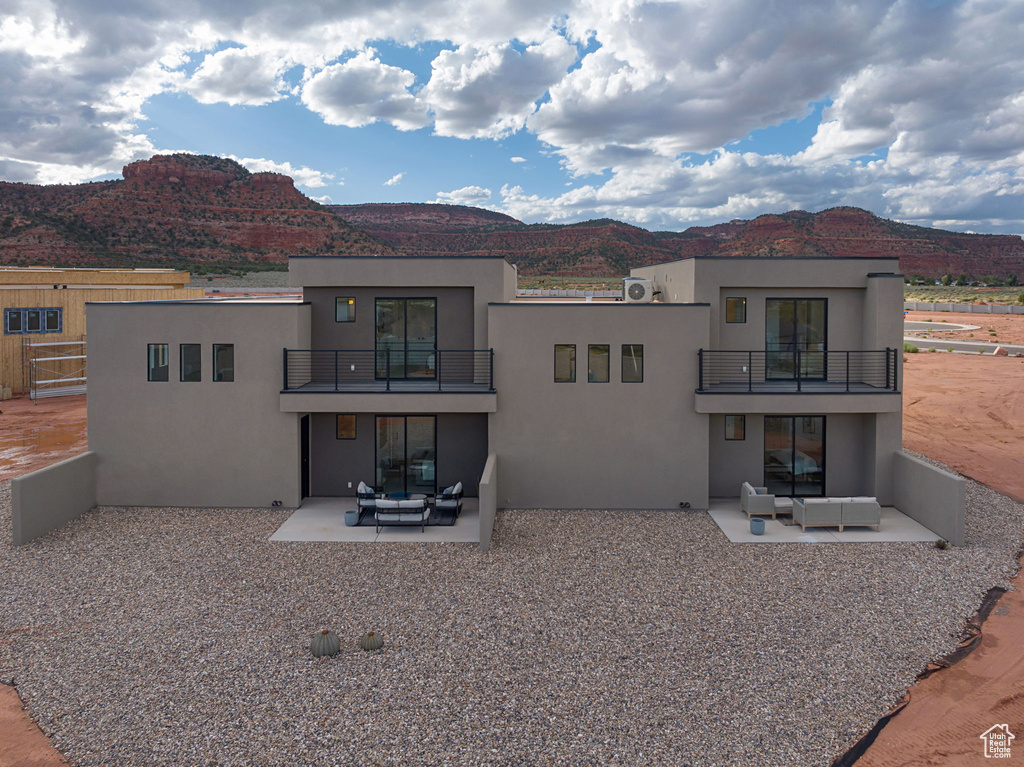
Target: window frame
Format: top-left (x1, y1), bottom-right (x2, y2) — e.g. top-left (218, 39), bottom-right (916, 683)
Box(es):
top-left (179, 343), bottom-right (202, 382)
top-left (621, 344), bottom-right (644, 383)
top-left (335, 297), bottom-right (356, 323)
top-left (3, 307), bottom-right (62, 335)
top-left (725, 297), bottom-right (747, 323)
top-left (553, 344), bottom-right (576, 383)
top-left (212, 343), bottom-right (235, 382)
top-left (147, 343), bottom-right (169, 382)
top-left (588, 344), bottom-right (610, 383)
top-left (725, 415), bottom-right (746, 441)
top-left (336, 414), bottom-right (357, 440)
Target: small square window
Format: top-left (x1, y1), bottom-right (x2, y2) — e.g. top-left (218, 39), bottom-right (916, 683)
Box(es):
top-left (180, 344), bottom-right (201, 382)
top-left (213, 344), bottom-right (234, 382)
top-left (725, 297), bottom-right (746, 323)
top-left (725, 415), bottom-right (745, 440)
top-left (622, 344), bottom-right (643, 383)
top-left (588, 344), bottom-right (610, 383)
top-left (554, 344), bottom-right (576, 382)
top-left (336, 297), bottom-right (356, 322)
top-left (336, 414), bottom-right (357, 439)
top-left (148, 343), bottom-right (169, 382)
top-left (4, 309), bottom-right (23, 334)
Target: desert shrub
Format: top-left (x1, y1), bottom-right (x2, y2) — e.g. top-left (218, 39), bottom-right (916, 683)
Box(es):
top-left (928, 347), bottom-right (936, 352)
top-left (948, 346), bottom-right (954, 352)
top-left (903, 342), bottom-right (919, 353)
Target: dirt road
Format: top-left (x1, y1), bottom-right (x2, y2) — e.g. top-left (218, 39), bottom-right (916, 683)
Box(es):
top-left (857, 352), bottom-right (1024, 765)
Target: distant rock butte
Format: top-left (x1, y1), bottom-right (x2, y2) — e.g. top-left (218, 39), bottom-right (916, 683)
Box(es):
top-left (1, 154), bottom-right (1022, 277)
top-left (0, 154), bottom-right (391, 268)
top-left (330, 203), bottom-right (1024, 278)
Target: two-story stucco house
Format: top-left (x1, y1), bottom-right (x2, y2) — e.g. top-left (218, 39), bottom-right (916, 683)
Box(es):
top-left (79, 254), bottom-right (903, 515)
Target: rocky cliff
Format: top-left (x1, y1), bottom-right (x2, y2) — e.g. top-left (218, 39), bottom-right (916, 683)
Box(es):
top-left (0, 154), bottom-right (391, 268)
top-left (332, 203), bottom-right (1024, 278)
top-left (2, 155), bottom-right (1021, 278)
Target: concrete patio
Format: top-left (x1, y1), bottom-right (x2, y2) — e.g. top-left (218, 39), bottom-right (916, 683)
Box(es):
top-left (269, 496), bottom-right (480, 543)
top-left (708, 497), bottom-right (943, 543)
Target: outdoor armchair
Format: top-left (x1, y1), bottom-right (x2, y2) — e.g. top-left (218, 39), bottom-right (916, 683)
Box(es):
top-left (435, 481), bottom-right (463, 519)
top-left (740, 481), bottom-right (779, 519)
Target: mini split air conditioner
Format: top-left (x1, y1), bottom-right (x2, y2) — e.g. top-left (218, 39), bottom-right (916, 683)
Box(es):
top-left (623, 278), bottom-right (654, 303)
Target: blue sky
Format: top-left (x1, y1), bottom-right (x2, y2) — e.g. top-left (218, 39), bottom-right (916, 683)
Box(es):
top-left (1, 0), bottom-right (1022, 233)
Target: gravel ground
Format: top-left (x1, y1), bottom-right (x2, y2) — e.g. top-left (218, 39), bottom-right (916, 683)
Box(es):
top-left (1, 474), bottom-right (1022, 767)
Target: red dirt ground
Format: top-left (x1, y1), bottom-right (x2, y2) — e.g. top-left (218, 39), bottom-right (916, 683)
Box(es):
top-left (2, 348), bottom-right (1024, 765)
top-left (907, 309), bottom-right (1024, 346)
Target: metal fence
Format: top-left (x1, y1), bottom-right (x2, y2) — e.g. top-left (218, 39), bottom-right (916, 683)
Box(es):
top-left (698, 349), bottom-right (898, 392)
top-left (284, 349), bottom-right (494, 392)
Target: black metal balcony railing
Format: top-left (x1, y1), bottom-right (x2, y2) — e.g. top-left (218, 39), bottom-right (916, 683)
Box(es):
top-left (697, 349), bottom-right (898, 393)
top-left (283, 349), bottom-right (494, 393)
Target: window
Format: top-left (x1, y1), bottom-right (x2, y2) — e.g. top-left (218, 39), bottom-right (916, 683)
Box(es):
top-left (725, 415), bottom-right (745, 440)
top-left (336, 414), bottom-right (357, 439)
top-left (622, 344), bottom-right (644, 383)
top-left (213, 344), bottom-right (234, 382)
top-left (4, 307), bottom-right (62, 334)
top-left (336, 297), bottom-right (356, 322)
top-left (725, 297), bottom-right (746, 323)
top-left (588, 344), bottom-right (610, 383)
top-left (148, 343), bottom-right (169, 382)
top-left (180, 344), bottom-right (201, 382)
top-left (554, 344), bottom-right (576, 382)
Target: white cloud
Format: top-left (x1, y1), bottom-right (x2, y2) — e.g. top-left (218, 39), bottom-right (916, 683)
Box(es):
top-left (0, 0), bottom-right (1022, 233)
top-left (309, 194), bottom-right (333, 204)
top-left (384, 172), bottom-right (404, 186)
top-left (184, 47), bottom-right (288, 106)
top-left (420, 37), bottom-right (576, 139)
top-left (231, 155), bottom-right (334, 188)
top-left (301, 49), bottom-right (428, 131)
top-left (433, 185), bottom-right (492, 206)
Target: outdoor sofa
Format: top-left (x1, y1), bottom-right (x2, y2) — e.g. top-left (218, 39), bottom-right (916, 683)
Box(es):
top-left (374, 498), bottom-right (430, 532)
top-left (793, 496), bottom-right (881, 532)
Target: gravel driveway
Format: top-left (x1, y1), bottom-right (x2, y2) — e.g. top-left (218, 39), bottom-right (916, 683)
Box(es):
top-left (1, 477), bottom-right (1021, 767)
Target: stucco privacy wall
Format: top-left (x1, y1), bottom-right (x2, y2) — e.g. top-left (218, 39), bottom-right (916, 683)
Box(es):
top-left (489, 302), bottom-right (710, 509)
top-left (290, 256), bottom-right (516, 350)
top-left (478, 453), bottom-right (497, 551)
top-left (893, 451), bottom-right (966, 546)
top-left (11, 451), bottom-right (97, 545)
top-left (88, 301), bottom-right (310, 508)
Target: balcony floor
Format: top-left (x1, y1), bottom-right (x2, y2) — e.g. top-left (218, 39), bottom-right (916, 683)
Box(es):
top-left (698, 381), bottom-right (895, 394)
top-left (284, 380), bottom-right (494, 394)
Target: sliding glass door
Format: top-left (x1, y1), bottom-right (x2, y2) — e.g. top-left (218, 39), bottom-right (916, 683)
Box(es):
top-left (765, 298), bottom-right (827, 380)
top-left (764, 416), bottom-right (825, 497)
top-left (375, 416), bottom-right (436, 495)
top-left (375, 298), bottom-right (437, 379)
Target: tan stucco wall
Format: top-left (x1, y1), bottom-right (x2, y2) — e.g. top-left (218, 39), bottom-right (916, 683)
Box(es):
top-left (88, 301), bottom-right (311, 508)
top-left (489, 302), bottom-right (710, 509)
top-left (290, 256), bottom-right (515, 350)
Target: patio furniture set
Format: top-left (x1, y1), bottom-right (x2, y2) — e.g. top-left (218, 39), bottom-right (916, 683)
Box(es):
top-left (740, 481), bottom-right (882, 534)
top-left (354, 481), bottom-right (464, 532)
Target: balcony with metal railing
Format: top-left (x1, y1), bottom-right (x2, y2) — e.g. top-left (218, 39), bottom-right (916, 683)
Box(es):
top-left (283, 349), bottom-right (494, 393)
top-left (697, 349), bottom-right (898, 393)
